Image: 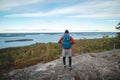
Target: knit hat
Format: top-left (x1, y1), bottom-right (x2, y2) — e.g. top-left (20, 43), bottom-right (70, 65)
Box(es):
top-left (65, 30), bottom-right (69, 33)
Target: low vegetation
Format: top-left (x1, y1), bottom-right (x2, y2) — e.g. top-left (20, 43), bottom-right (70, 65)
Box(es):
top-left (1, 36), bottom-right (120, 76)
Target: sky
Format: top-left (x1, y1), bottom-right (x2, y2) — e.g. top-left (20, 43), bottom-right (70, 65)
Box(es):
top-left (0, 0), bottom-right (120, 33)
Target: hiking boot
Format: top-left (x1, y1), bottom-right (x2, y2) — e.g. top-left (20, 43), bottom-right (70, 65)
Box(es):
top-left (68, 67), bottom-right (72, 71)
top-left (64, 65), bottom-right (67, 68)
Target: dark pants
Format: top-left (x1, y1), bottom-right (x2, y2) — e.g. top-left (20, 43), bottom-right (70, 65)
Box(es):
top-left (63, 56), bottom-right (72, 67)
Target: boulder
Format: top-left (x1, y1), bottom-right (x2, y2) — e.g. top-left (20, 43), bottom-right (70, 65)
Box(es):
top-left (8, 49), bottom-right (120, 80)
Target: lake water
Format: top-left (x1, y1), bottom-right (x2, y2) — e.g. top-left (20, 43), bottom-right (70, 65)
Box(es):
top-left (0, 32), bottom-right (117, 49)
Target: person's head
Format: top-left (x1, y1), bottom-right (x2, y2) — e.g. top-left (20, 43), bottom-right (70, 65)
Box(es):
top-left (65, 30), bottom-right (69, 34)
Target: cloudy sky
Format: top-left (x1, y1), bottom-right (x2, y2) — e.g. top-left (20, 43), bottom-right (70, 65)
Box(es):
top-left (0, 0), bottom-right (120, 33)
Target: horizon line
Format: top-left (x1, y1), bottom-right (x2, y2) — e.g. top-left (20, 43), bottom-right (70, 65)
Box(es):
top-left (0, 31), bottom-right (119, 33)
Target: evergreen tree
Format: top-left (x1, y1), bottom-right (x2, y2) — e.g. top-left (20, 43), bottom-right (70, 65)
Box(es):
top-left (116, 22), bottom-right (120, 30)
top-left (116, 22), bottom-right (120, 38)
top-left (115, 22), bottom-right (120, 48)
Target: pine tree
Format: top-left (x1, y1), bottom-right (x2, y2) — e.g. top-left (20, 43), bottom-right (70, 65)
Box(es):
top-left (116, 22), bottom-right (120, 30)
top-left (115, 22), bottom-right (120, 48)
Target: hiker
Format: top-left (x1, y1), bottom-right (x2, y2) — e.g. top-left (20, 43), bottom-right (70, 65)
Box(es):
top-left (58, 30), bottom-right (75, 70)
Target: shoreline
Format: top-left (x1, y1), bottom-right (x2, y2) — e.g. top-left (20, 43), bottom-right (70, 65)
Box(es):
top-left (0, 32), bottom-right (116, 49)
top-left (5, 39), bottom-right (33, 42)
top-left (0, 37), bottom-right (115, 49)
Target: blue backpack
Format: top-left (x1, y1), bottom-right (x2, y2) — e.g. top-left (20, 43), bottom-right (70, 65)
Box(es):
top-left (62, 34), bottom-right (71, 48)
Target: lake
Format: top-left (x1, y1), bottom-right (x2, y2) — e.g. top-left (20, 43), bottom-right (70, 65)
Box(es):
top-left (0, 32), bottom-right (116, 49)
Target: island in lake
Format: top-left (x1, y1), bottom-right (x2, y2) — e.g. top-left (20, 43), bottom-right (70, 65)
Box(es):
top-left (5, 39), bottom-right (33, 42)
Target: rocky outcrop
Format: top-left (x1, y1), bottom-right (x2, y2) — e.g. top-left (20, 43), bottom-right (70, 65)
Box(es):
top-left (8, 49), bottom-right (120, 80)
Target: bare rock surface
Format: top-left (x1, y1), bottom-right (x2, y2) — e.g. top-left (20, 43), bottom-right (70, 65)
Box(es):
top-left (8, 49), bottom-right (120, 80)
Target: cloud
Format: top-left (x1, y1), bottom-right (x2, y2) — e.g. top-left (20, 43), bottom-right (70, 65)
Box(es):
top-left (0, 0), bottom-right (44, 11)
top-left (69, 13), bottom-right (120, 18)
top-left (0, 28), bottom-right (62, 33)
top-left (68, 0), bottom-right (120, 18)
top-left (5, 7), bottom-right (75, 17)
top-left (4, 0), bottom-right (120, 19)
top-left (0, 0), bottom-right (75, 11)
top-left (5, 5), bottom-right (77, 17)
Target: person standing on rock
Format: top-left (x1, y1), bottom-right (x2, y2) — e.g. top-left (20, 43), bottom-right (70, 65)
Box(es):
top-left (58, 30), bottom-right (75, 70)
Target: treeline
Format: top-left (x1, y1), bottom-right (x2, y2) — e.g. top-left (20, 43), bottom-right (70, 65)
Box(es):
top-left (0, 37), bottom-right (120, 75)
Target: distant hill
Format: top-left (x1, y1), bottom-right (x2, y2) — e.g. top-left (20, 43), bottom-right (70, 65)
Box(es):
top-left (7, 49), bottom-right (120, 80)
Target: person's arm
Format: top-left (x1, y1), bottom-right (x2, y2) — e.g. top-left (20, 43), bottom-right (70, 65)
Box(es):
top-left (58, 37), bottom-right (63, 44)
top-left (70, 36), bottom-right (75, 44)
